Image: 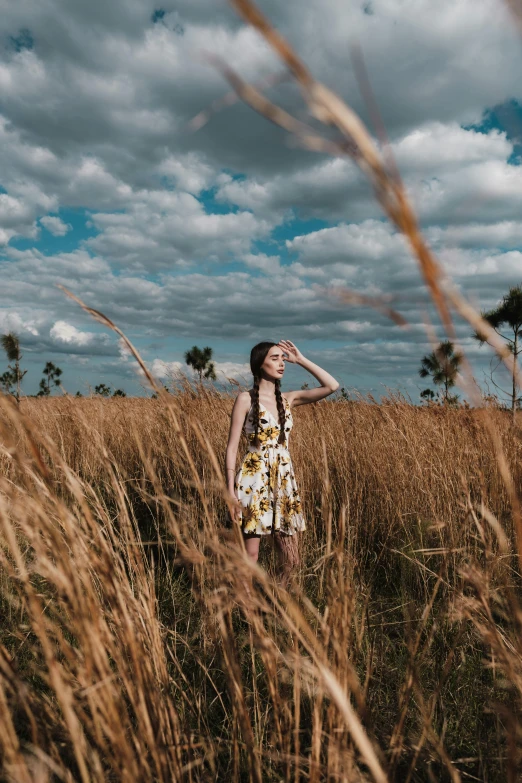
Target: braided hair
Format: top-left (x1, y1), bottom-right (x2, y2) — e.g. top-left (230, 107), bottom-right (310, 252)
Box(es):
top-left (250, 342), bottom-right (287, 449)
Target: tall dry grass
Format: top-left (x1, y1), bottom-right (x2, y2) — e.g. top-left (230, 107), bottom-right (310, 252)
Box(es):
top-left (1, 390), bottom-right (522, 781)
top-left (2, 1), bottom-right (522, 780)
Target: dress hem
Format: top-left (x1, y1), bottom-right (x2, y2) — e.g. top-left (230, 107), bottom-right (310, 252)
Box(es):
top-left (242, 526), bottom-right (306, 537)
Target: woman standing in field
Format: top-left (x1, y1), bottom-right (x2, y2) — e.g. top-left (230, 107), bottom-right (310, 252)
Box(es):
top-left (225, 340), bottom-right (339, 587)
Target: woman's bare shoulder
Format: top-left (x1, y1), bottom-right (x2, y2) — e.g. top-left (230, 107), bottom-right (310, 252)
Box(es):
top-left (233, 390), bottom-right (253, 412)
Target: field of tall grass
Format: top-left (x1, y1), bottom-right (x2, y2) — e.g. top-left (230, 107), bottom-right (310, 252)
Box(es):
top-left (2, 1), bottom-right (522, 780)
top-left (1, 389), bottom-right (522, 781)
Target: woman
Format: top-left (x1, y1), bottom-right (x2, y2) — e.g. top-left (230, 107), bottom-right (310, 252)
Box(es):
top-left (225, 339), bottom-right (339, 587)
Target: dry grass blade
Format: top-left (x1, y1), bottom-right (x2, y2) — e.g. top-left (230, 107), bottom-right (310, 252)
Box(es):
top-left (230, 0), bottom-right (314, 88)
top-left (196, 53), bottom-right (352, 157)
top-left (505, 0), bottom-right (522, 29)
top-left (324, 286), bottom-right (409, 328)
top-left (57, 284), bottom-right (163, 398)
top-left (317, 662), bottom-right (388, 783)
top-left (188, 65), bottom-right (290, 131)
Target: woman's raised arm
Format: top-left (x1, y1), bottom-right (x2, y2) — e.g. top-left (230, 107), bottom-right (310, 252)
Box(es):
top-left (278, 340), bottom-right (339, 407)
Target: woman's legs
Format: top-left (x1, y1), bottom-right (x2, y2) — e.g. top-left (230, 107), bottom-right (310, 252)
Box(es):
top-left (243, 534), bottom-right (261, 562)
top-left (273, 532), bottom-right (300, 589)
top-left (242, 532), bottom-right (300, 589)
top-left (240, 535), bottom-right (261, 605)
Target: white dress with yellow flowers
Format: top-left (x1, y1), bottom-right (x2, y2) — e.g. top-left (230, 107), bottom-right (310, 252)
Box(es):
top-left (235, 396), bottom-right (306, 537)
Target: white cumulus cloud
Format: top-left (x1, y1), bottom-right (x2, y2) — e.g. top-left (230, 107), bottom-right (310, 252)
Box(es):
top-left (40, 216), bottom-right (72, 236)
top-left (0, 311), bottom-right (40, 336)
top-left (149, 358), bottom-right (184, 378)
top-left (212, 362), bottom-right (251, 382)
top-left (50, 320), bottom-right (98, 346)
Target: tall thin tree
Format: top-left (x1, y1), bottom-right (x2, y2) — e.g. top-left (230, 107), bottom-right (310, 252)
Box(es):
top-left (1, 332), bottom-right (27, 403)
top-left (419, 340), bottom-right (462, 404)
top-left (473, 285), bottom-right (522, 421)
top-left (38, 361), bottom-right (63, 396)
top-left (184, 346), bottom-right (217, 382)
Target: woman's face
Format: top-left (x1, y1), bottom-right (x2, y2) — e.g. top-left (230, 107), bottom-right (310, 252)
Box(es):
top-left (261, 347), bottom-right (285, 381)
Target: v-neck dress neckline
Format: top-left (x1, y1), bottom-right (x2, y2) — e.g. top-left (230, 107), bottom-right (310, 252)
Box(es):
top-left (258, 397), bottom-right (289, 424)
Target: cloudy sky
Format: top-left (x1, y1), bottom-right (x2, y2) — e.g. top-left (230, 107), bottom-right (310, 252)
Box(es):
top-left (1, 0), bottom-right (522, 399)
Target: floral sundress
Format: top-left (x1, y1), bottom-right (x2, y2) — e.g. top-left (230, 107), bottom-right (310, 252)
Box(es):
top-left (235, 396), bottom-right (306, 537)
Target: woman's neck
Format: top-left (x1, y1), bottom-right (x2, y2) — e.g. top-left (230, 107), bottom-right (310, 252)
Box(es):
top-left (258, 377), bottom-right (276, 397)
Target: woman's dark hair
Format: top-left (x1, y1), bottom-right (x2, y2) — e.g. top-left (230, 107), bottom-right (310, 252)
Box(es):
top-left (250, 342), bottom-right (286, 448)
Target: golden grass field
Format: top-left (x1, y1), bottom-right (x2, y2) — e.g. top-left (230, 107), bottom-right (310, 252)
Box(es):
top-left (2, 2), bottom-right (522, 780)
top-left (1, 390), bottom-right (522, 782)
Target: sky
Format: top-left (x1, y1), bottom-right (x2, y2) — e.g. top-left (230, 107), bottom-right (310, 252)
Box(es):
top-left (1, 0), bottom-right (522, 399)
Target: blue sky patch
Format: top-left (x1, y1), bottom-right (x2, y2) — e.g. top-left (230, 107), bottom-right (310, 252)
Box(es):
top-left (9, 28), bottom-right (34, 53)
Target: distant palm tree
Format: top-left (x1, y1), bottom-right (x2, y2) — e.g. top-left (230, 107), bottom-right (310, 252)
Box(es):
top-left (419, 340), bottom-right (462, 404)
top-left (1, 332), bottom-right (27, 403)
top-left (184, 345), bottom-right (217, 382)
top-left (473, 284), bottom-right (522, 421)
